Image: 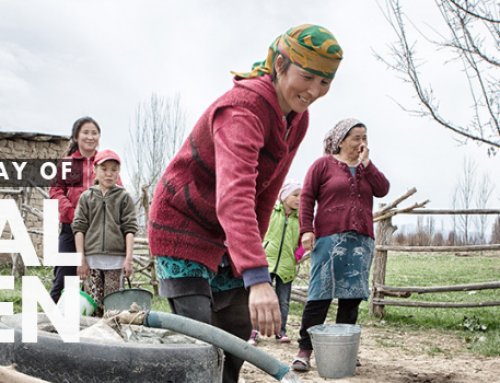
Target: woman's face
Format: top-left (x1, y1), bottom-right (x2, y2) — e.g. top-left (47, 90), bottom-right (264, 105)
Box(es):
top-left (338, 127), bottom-right (367, 159)
top-left (76, 122), bottom-right (100, 155)
top-left (275, 61), bottom-right (332, 115)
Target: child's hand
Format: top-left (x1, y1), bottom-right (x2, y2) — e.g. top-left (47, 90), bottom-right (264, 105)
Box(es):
top-left (123, 258), bottom-right (134, 277)
top-left (77, 261), bottom-right (90, 280)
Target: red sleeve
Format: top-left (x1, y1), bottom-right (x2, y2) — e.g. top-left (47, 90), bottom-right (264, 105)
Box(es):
top-left (363, 161), bottom-right (390, 197)
top-left (212, 106), bottom-right (269, 275)
top-left (299, 159), bottom-right (324, 235)
top-left (49, 184), bottom-right (74, 223)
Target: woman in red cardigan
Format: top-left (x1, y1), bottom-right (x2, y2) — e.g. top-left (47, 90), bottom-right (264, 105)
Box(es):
top-left (49, 116), bottom-right (101, 303)
top-left (148, 24), bottom-right (343, 383)
top-left (292, 118), bottom-right (390, 372)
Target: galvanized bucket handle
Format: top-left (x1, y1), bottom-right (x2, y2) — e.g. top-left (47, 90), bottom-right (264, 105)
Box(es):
top-left (119, 275), bottom-right (133, 290)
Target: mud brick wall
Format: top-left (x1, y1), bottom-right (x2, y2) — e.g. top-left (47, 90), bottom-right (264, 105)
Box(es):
top-left (0, 132), bottom-right (69, 266)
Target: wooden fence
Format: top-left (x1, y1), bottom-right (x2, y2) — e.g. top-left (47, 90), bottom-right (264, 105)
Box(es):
top-left (369, 189), bottom-right (500, 317)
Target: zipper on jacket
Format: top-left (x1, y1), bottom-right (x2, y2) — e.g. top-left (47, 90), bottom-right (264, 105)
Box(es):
top-left (86, 158), bottom-right (91, 189)
top-left (102, 199), bottom-right (106, 252)
top-left (283, 115), bottom-right (291, 141)
top-left (272, 215), bottom-right (288, 274)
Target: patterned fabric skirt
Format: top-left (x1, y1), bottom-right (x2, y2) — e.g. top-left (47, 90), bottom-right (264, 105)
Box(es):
top-left (308, 231), bottom-right (374, 301)
top-left (156, 256), bottom-right (244, 292)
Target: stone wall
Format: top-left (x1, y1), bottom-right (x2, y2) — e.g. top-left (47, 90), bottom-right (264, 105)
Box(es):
top-left (0, 132), bottom-right (69, 266)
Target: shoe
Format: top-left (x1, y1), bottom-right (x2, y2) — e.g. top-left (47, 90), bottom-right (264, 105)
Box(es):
top-left (247, 329), bottom-right (259, 346)
top-left (291, 349), bottom-right (312, 372)
top-left (291, 357), bottom-right (310, 372)
top-left (277, 334), bottom-right (291, 343)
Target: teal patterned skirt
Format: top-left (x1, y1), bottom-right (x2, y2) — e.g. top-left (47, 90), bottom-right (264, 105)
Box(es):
top-left (308, 231), bottom-right (374, 301)
top-left (156, 256), bottom-right (244, 293)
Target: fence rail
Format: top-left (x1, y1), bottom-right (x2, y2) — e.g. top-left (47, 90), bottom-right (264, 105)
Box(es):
top-left (370, 195), bottom-right (500, 318)
top-left (376, 244), bottom-right (500, 252)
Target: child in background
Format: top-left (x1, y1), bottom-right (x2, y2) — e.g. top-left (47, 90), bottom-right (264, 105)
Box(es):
top-left (248, 179), bottom-right (303, 345)
top-left (72, 149), bottom-right (138, 317)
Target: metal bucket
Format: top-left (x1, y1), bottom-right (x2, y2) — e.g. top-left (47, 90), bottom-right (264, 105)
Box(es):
top-left (307, 323), bottom-right (361, 379)
top-left (103, 277), bottom-right (153, 312)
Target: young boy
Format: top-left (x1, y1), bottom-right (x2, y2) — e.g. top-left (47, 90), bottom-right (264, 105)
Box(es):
top-left (72, 149), bottom-right (138, 317)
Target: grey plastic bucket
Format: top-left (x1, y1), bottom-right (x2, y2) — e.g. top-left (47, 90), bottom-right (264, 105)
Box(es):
top-left (307, 323), bottom-right (361, 379)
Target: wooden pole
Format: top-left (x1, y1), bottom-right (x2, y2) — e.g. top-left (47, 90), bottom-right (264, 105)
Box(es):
top-left (400, 209), bottom-right (500, 215)
top-left (375, 281), bottom-right (500, 294)
top-left (376, 244), bottom-right (500, 252)
top-left (372, 299), bottom-right (500, 308)
top-left (370, 214), bottom-right (396, 318)
top-left (373, 187), bottom-right (417, 218)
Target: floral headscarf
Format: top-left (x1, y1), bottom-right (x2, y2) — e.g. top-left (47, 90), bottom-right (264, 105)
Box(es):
top-left (232, 24), bottom-right (343, 79)
top-left (324, 118), bottom-right (365, 155)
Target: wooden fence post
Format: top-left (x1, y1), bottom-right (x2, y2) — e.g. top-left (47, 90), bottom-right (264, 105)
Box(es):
top-left (370, 215), bottom-right (396, 318)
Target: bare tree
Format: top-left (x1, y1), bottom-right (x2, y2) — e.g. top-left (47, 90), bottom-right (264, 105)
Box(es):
top-left (426, 216), bottom-right (435, 245)
top-left (491, 215), bottom-right (500, 243)
top-left (450, 190), bottom-right (458, 245)
top-left (453, 157), bottom-right (477, 243)
top-left (127, 93), bottom-right (186, 230)
top-left (377, 0), bottom-right (499, 153)
top-left (432, 231), bottom-right (445, 246)
top-left (475, 173), bottom-right (495, 243)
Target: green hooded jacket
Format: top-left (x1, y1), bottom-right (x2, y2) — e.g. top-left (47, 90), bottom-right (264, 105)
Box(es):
top-left (263, 202), bottom-right (300, 283)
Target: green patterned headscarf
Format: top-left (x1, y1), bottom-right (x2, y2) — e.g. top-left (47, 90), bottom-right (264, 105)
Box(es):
top-left (233, 24), bottom-right (343, 79)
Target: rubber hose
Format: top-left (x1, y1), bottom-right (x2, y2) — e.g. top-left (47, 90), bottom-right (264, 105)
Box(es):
top-left (145, 311), bottom-right (290, 381)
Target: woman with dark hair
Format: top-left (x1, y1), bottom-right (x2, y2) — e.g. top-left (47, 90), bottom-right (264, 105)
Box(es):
top-left (291, 118), bottom-right (390, 372)
top-left (148, 24), bottom-right (343, 383)
top-left (49, 116), bottom-right (101, 303)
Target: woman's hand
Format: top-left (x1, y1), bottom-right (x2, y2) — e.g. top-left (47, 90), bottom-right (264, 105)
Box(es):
top-left (359, 144), bottom-right (370, 167)
top-left (301, 232), bottom-right (316, 252)
top-left (248, 282), bottom-right (281, 337)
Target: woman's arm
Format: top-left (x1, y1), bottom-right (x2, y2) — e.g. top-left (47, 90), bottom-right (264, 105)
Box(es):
top-left (49, 184), bottom-right (74, 223)
top-left (213, 106), bottom-right (281, 337)
top-left (300, 159), bottom-right (322, 234)
top-left (213, 107), bottom-right (270, 281)
top-left (363, 161), bottom-right (390, 197)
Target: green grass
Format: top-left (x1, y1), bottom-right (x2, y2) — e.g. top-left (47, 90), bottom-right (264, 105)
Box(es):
top-left (0, 265), bottom-right (171, 313)
top-left (290, 252), bottom-right (500, 357)
top-left (1, 252), bottom-right (499, 356)
top-left (371, 253), bottom-right (500, 357)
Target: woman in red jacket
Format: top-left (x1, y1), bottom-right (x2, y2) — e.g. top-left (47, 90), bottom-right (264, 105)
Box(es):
top-left (291, 118), bottom-right (390, 372)
top-left (148, 24), bottom-right (343, 383)
top-left (49, 116), bottom-right (101, 303)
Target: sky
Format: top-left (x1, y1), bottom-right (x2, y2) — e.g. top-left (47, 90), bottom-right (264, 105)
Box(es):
top-left (0, 0), bottom-right (498, 232)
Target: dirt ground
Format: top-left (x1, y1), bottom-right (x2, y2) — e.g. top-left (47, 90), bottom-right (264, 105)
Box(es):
top-left (239, 321), bottom-right (500, 383)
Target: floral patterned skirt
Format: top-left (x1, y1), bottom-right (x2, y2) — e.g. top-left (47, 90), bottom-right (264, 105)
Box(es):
top-left (156, 256), bottom-right (243, 292)
top-left (307, 231), bottom-right (374, 301)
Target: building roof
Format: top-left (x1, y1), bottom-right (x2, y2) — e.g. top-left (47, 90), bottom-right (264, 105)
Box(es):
top-left (0, 131), bottom-right (69, 143)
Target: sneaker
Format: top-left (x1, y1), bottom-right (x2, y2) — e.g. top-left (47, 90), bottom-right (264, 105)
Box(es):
top-left (247, 329), bottom-right (259, 346)
top-left (276, 334), bottom-right (291, 343)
